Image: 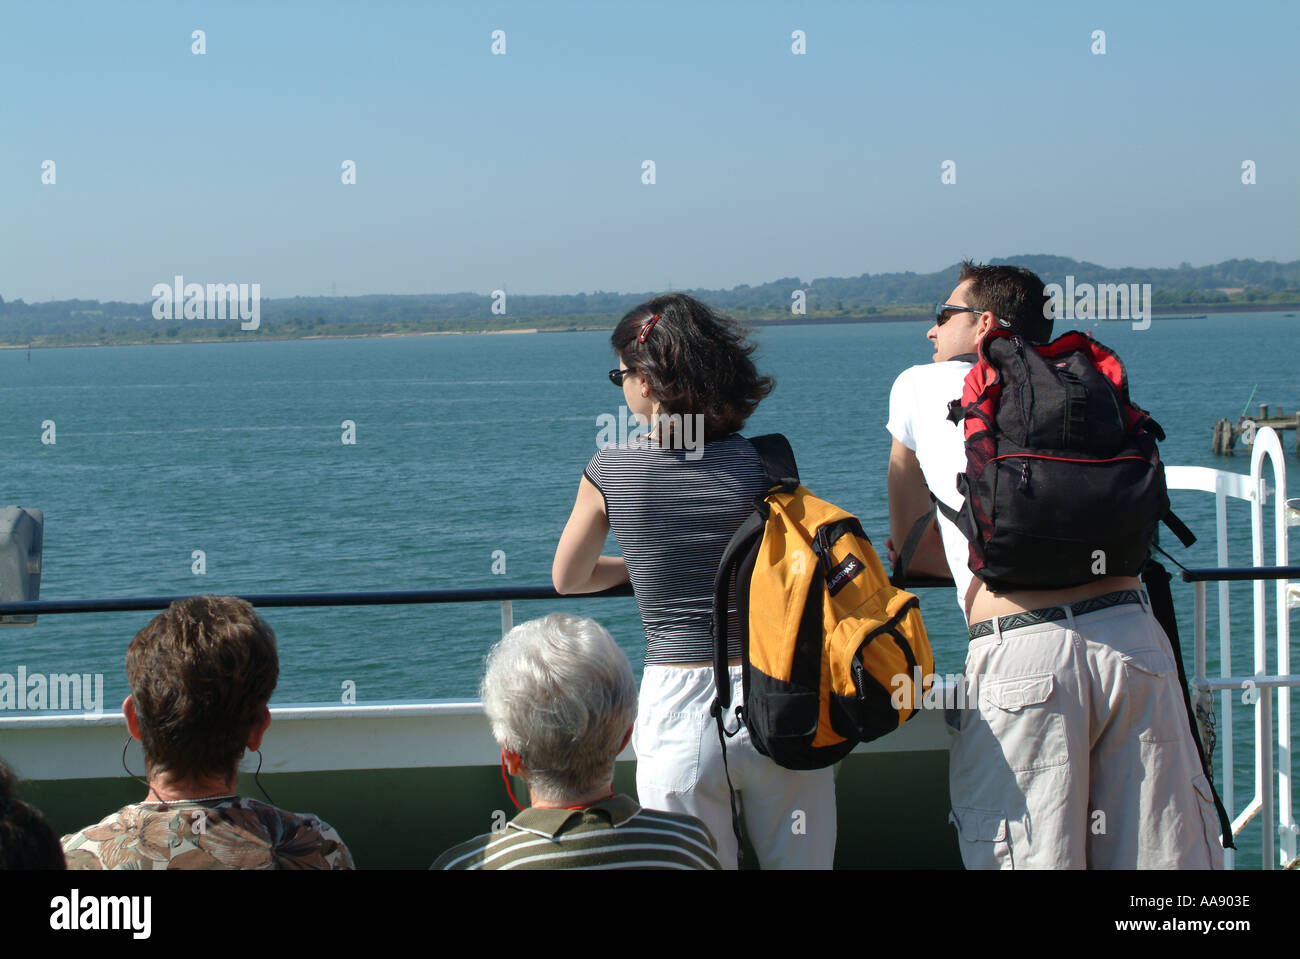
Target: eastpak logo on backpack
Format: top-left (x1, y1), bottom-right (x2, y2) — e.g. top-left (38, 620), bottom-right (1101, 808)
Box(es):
top-left (938, 328), bottom-right (1193, 591)
top-left (710, 434), bottom-right (934, 772)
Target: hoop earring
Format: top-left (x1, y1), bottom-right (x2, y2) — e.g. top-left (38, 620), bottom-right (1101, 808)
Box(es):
top-left (252, 748), bottom-right (276, 807)
top-left (121, 737), bottom-right (150, 792)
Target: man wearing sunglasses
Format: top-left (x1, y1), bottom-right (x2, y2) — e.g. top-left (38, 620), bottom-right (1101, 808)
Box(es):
top-left (885, 263), bottom-right (1051, 616)
top-left (884, 261), bottom-right (1223, 870)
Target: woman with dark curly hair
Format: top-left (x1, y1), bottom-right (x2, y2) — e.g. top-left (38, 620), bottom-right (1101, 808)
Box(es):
top-left (553, 293), bottom-right (836, 869)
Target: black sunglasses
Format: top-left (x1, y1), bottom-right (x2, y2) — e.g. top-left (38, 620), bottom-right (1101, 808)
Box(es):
top-left (934, 303), bottom-right (985, 327)
top-left (608, 367), bottom-right (637, 386)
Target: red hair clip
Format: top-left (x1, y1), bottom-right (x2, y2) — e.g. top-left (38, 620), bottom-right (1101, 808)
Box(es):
top-left (637, 313), bottom-right (661, 343)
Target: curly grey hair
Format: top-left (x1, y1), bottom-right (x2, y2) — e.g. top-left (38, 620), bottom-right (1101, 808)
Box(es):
top-left (480, 614), bottom-right (638, 803)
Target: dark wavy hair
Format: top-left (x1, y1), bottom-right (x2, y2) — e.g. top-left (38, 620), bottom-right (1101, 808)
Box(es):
top-left (126, 596), bottom-right (279, 783)
top-left (0, 760), bottom-right (66, 869)
top-left (959, 260), bottom-right (1053, 343)
top-left (611, 293), bottom-right (774, 440)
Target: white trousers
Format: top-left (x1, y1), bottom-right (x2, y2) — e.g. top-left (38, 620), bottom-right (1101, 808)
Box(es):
top-left (948, 599), bottom-right (1225, 869)
top-left (633, 664), bottom-right (837, 870)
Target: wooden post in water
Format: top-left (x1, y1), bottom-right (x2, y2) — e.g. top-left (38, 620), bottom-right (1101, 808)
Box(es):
top-left (1212, 418), bottom-right (1236, 455)
top-left (1212, 409), bottom-right (1298, 457)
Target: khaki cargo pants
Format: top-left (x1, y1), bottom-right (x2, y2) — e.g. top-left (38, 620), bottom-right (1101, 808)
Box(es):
top-left (947, 596), bottom-right (1225, 869)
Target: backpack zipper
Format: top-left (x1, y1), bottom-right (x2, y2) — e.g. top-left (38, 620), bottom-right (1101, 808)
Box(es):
top-left (1011, 336), bottom-right (1032, 428)
top-left (852, 595), bottom-right (922, 703)
top-left (989, 453), bottom-right (1151, 466)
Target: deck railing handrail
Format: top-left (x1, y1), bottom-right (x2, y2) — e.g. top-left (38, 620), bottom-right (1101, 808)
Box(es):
top-left (0, 584), bottom-right (638, 618)
top-left (0, 577), bottom-right (958, 619)
top-left (1180, 566), bottom-right (1300, 583)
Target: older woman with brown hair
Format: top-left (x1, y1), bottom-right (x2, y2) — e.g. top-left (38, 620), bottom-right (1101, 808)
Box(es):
top-left (61, 595), bottom-right (353, 870)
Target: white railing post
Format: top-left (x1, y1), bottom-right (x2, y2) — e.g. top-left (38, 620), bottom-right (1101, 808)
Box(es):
top-left (1168, 448), bottom-right (1295, 870)
top-left (1250, 437), bottom-right (1268, 866)
top-left (1250, 428), bottom-right (1292, 866)
top-left (1286, 495), bottom-right (1300, 865)
top-left (500, 600), bottom-right (513, 639)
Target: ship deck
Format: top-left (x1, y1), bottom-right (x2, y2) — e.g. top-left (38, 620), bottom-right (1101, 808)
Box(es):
top-left (4, 698), bottom-right (958, 869)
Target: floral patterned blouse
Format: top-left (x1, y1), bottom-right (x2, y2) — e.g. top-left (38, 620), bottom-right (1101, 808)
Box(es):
top-left (61, 797), bottom-right (355, 870)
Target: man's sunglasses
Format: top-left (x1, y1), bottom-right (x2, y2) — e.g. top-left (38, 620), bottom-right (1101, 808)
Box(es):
top-left (608, 368), bottom-right (637, 386)
top-left (934, 303), bottom-right (984, 327)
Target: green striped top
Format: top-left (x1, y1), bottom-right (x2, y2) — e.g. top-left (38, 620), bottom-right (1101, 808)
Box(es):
top-left (431, 794), bottom-right (721, 870)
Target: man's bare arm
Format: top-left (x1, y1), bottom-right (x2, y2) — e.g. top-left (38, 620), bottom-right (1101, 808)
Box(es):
top-left (887, 438), bottom-right (951, 579)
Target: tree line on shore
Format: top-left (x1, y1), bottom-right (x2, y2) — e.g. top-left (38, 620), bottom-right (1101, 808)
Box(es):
top-left (2, 255), bottom-right (1297, 346)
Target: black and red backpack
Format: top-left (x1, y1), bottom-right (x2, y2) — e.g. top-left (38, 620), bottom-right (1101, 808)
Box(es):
top-left (938, 327), bottom-right (1194, 591)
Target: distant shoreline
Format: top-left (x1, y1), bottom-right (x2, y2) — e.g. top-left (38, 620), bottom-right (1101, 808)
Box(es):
top-left (1, 303), bottom-right (1293, 350)
top-left (731, 302), bottom-right (1292, 330)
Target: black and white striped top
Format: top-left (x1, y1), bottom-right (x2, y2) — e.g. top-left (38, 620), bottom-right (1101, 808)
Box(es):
top-left (584, 434), bottom-right (768, 665)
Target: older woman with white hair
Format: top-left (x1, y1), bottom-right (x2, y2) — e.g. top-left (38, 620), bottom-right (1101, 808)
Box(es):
top-left (432, 613), bottom-right (721, 869)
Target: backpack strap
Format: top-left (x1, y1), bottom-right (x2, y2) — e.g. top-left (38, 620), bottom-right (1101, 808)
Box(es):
top-left (1058, 367), bottom-right (1090, 449)
top-left (934, 495), bottom-right (962, 528)
top-left (712, 526), bottom-right (756, 868)
top-left (712, 433), bottom-right (801, 707)
top-left (945, 398), bottom-right (967, 426)
top-left (712, 508), bottom-right (769, 709)
top-left (1163, 510), bottom-right (1196, 548)
top-left (707, 433), bottom-right (801, 870)
top-left (708, 696), bottom-right (746, 870)
top-left (891, 502), bottom-right (937, 588)
top-left (1141, 558), bottom-right (1235, 850)
top-left (748, 433), bottom-right (800, 490)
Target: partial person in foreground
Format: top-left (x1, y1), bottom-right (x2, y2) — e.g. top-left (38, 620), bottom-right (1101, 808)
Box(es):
top-left (0, 759), bottom-right (66, 869)
top-left (433, 613), bottom-right (720, 869)
top-left (887, 261), bottom-right (1223, 869)
top-left (61, 596), bottom-right (354, 870)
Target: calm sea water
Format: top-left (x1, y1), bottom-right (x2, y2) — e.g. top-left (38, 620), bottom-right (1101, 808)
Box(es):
top-left (2, 312), bottom-right (1297, 863)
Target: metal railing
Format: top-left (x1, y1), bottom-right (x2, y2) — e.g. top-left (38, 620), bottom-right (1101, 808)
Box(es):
top-left (0, 585), bottom-right (638, 639)
top-left (1170, 426), bottom-right (1297, 869)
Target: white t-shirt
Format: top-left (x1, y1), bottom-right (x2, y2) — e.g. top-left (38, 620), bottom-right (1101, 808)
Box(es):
top-left (886, 360), bottom-right (975, 620)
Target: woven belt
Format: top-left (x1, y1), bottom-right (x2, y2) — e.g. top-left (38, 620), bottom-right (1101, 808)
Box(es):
top-left (967, 589), bottom-right (1147, 640)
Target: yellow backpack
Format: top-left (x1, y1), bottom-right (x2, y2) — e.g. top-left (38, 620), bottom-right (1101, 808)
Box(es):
top-left (711, 435), bottom-right (934, 770)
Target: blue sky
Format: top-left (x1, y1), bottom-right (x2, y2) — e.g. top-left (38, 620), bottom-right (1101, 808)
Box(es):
top-left (2, 0), bottom-right (1296, 302)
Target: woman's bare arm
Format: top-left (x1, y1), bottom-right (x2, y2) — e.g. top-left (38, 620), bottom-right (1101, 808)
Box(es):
top-left (553, 476), bottom-right (629, 594)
